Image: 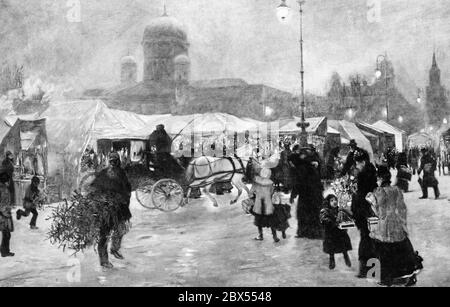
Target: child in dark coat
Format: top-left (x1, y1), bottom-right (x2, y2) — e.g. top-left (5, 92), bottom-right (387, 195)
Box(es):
top-left (320, 194), bottom-right (352, 269)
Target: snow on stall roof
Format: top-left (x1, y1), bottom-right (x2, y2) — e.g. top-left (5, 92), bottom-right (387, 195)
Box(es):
top-left (372, 120), bottom-right (406, 135)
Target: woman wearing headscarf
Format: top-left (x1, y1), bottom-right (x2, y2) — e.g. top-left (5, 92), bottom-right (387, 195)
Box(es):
top-left (366, 165), bottom-right (423, 286)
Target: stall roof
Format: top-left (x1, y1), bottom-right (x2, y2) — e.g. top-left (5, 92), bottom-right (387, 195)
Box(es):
top-left (372, 120), bottom-right (406, 151)
top-left (327, 126), bottom-right (340, 135)
top-left (372, 120), bottom-right (406, 135)
top-left (356, 122), bottom-right (387, 135)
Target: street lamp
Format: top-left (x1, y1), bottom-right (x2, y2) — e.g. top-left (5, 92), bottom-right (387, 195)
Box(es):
top-left (277, 0), bottom-right (309, 147)
top-left (398, 116), bottom-right (403, 124)
top-left (277, 0), bottom-right (290, 22)
top-left (375, 52), bottom-right (389, 122)
top-left (444, 118), bottom-right (448, 125)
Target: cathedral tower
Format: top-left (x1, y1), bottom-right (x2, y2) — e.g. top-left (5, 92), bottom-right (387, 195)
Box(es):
top-left (142, 7), bottom-right (190, 85)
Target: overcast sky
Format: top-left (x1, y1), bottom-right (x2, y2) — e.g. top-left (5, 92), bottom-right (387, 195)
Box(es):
top-left (1, 0), bottom-right (450, 100)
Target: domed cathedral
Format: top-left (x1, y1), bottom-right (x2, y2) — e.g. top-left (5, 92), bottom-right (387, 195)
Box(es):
top-left (142, 7), bottom-right (190, 85)
top-left (84, 5), bottom-right (294, 119)
top-left (99, 5), bottom-right (192, 114)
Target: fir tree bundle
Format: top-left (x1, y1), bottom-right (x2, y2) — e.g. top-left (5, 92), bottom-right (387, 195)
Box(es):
top-left (47, 191), bottom-right (130, 254)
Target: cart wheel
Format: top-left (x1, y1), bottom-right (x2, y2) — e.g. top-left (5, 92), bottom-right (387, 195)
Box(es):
top-left (136, 183), bottom-right (157, 209)
top-left (151, 179), bottom-right (184, 212)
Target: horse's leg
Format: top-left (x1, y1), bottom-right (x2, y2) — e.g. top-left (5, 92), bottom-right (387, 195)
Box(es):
top-left (230, 177), bottom-right (242, 205)
top-left (202, 184), bottom-right (218, 207)
top-left (183, 188), bottom-right (192, 206)
top-left (230, 175), bottom-right (245, 205)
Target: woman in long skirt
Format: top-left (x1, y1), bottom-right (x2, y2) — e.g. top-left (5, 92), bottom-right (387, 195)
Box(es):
top-left (367, 165), bottom-right (423, 286)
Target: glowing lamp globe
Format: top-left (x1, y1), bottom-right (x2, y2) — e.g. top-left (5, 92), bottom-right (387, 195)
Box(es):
top-left (444, 118), bottom-right (448, 125)
top-left (277, 0), bottom-right (290, 22)
top-left (375, 70), bottom-right (382, 79)
top-left (398, 116), bottom-right (403, 123)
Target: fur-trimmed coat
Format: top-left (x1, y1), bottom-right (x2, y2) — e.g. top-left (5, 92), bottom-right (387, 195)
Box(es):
top-left (250, 176), bottom-right (274, 216)
top-left (89, 166), bottom-right (132, 223)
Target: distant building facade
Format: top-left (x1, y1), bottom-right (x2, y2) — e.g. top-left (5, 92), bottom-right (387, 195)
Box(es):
top-left (425, 52), bottom-right (449, 127)
top-left (83, 8), bottom-right (294, 120)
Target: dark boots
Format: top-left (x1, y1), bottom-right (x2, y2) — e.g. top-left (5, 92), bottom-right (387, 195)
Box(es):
top-left (254, 227), bottom-right (280, 243)
top-left (329, 254), bottom-right (336, 270)
top-left (356, 261), bottom-right (368, 278)
top-left (343, 252), bottom-right (352, 267)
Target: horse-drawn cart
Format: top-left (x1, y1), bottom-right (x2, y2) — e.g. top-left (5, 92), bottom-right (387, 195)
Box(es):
top-left (79, 150), bottom-right (248, 212)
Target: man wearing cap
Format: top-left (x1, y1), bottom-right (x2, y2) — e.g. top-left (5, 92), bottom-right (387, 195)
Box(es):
top-left (1, 151), bottom-right (15, 206)
top-left (89, 152), bottom-right (132, 269)
top-left (418, 148), bottom-right (440, 199)
top-left (341, 140), bottom-right (360, 177)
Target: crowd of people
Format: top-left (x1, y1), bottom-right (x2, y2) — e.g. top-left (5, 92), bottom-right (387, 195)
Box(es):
top-left (0, 123), bottom-right (432, 286)
top-left (244, 139), bottom-right (425, 286)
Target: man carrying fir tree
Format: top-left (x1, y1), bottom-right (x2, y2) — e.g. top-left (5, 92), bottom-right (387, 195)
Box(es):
top-left (88, 152), bottom-right (132, 269)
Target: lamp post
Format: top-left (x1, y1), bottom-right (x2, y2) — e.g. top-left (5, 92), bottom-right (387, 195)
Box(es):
top-left (375, 52), bottom-right (389, 122)
top-left (277, 0), bottom-right (309, 147)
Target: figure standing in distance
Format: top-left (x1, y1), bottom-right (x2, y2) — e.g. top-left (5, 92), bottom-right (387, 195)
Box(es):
top-left (1, 151), bottom-right (15, 206)
top-left (88, 152), bottom-right (132, 269)
top-left (418, 147), bottom-right (440, 199)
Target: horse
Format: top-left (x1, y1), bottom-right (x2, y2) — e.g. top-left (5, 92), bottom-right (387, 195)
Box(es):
top-left (185, 156), bottom-right (251, 207)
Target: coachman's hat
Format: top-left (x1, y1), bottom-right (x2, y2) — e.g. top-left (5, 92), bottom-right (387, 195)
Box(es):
top-left (109, 152), bottom-right (120, 161)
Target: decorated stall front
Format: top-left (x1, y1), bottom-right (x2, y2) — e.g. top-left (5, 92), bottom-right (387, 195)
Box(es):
top-left (0, 118), bottom-right (48, 206)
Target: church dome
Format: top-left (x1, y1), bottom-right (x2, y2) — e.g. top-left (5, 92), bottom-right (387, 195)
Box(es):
top-left (143, 15), bottom-right (187, 41)
top-left (174, 54), bottom-right (190, 64)
top-left (121, 55), bottom-right (137, 65)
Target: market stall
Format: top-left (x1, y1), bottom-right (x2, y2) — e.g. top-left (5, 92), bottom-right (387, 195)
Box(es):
top-left (0, 118), bottom-right (48, 206)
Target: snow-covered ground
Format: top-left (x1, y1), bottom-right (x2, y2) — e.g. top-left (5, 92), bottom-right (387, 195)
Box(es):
top-left (1, 173), bottom-right (449, 287)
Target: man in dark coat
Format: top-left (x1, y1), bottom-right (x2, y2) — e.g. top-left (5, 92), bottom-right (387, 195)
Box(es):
top-left (89, 152), bottom-right (132, 269)
top-left (352, 150), bottom-right (378, 278)
top-left (1, 151), bottom-right (15, 206)
top-left (418, 148), bottom-right (440, 199)
top-left (289, 148), bottom-right (323, 239)
top-left (148, 124), bottom-right (182, 177)
top-left (341, 140), bottom-right (360, 177)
